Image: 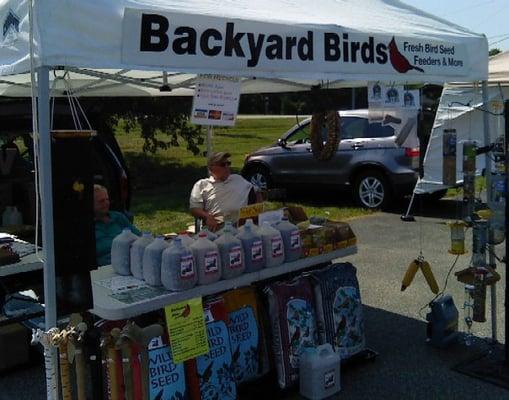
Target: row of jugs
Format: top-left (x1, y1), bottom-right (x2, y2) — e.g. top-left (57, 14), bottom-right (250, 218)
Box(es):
top-left (111, 217), bottom-right (302, 291)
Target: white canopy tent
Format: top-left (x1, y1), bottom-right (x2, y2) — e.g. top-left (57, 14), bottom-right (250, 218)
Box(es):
top-left (0, 0), bottom-right (489, 363)
top-left (415, 51), bottom-right (508, 194)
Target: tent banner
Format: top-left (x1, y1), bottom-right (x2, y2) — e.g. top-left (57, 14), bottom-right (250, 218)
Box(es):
top-left (121, 8), bottom-right (471, 78)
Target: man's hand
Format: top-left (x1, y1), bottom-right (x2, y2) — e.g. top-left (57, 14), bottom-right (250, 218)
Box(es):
top-left (205, 214), bottom-right (219, 232)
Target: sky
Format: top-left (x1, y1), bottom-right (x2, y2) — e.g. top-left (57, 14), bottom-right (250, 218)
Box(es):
top-left (402, 0), bottom-right (509, 51)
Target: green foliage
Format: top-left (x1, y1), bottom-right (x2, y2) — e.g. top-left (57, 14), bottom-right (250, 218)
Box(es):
top-left (87, 97), bottom-right (204, 155)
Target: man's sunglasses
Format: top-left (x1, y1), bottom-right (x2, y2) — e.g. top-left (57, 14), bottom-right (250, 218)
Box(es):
top-left (215, 161), bottom-right (231, 167)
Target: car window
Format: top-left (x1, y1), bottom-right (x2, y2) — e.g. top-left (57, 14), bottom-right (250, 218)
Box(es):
top-left (286, 123), bottom-right (311, 145)
top-left (367, 123), bottom-right (395, 138)
top-left (341, 117), bottom-right (368, 139)
top-left (340, 117), bottom-right (395, 139)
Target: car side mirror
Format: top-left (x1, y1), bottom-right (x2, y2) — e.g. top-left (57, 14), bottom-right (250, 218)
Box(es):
top-left (278, 138), bottom-right (289, 149)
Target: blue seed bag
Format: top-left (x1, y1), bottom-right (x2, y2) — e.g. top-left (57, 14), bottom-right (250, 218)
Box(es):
top-left (148, 336), bottom-right (187, 400)
top-left (223, 287), bottom-right (269, 384)
top-left (186, 297), bottom-right (237, 400)
top-left (311, 262), bottom-right (366, 359)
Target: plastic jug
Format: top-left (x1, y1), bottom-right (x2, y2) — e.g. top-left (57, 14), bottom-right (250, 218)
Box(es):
top-left (190, 232), bottom-right (222, 285)
top-left (2, 206), bottom-right (22, 226)
top-left (111, 228), bottom-right (139, 275)
top-left (142, 236), bottom-right (168, 286)
top-left (161, 237), bottom-right (198, 291)
top-left (194, 226), bottom-right (218, 241)
top-left (260, 221), bottom-right (285, 267)
top-left (299, 344), bottom-right (341, 400)
top-left (216, 221), bottom-right (239, 237)
top-left (236, 219), bottom-right (265, 272)
top-left (276, 217), bottom-right (302, 262)
top-left (237, 218), bottom-right (260, 235)
top-left (178, 232), bottom-right (195, 248)
top-left (130, 232), bottom-right (154, 279)
top-left (215, 224), bottom-right (245, 279)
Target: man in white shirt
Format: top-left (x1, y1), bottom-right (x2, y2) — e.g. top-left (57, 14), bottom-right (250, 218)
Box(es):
top-left (189, 152), bottom-right (261, 231)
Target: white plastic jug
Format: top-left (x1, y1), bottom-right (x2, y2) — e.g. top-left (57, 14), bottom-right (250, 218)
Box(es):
top-left (2, 206), bottom-right (22, 226)
top-left (260, 221), bottom-right (285, 268)
top-left (194, 226), bottom-right (217, 241)
top-left (178, 232), bottom-right (195, 247)
top-left (215, 224), bottom-right (245, 279)
top-left (216, 221), bottom-right (239, 237)
top-left (299, 344), bottom-right (341, 400)
top-left (161, 237), bottom-right (198, 291)
top-left (142, 236), bottom-right (169, 286)
top-left (276, 217), bottom-right (302, 262)
top-left (190, 232), bottom-right (221, 285)
top-left (111, 228), bottom-right (139, 275)
top-left (130, 232), bottom-right (154, 279)
top-left (237, 218), bottom-right (260, 235)
top-left (236, 219), bottom-right (265, 272)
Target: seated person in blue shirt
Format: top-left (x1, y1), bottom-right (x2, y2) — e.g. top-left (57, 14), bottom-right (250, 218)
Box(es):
top-left (94, 184), bottom-right (140, 266)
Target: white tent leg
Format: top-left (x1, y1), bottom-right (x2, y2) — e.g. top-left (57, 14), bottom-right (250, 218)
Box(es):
top-left (482, 80), bottom-right (497, 343)
top-left (206, 125), bottom-right (213, 157)
top-left (37, 66), bottom-right (57, 330)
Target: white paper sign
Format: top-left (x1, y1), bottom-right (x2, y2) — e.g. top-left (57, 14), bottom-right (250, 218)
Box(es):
top-left (191, 75), bottom-right (241, 127)
top-left (402, 89), bottom-right (420, 110)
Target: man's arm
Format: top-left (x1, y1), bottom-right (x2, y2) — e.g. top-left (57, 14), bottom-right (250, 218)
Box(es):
top-left (190, 207), bottom-right (219, 232)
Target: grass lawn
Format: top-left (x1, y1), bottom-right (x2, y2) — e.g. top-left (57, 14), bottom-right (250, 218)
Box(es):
top-left (115, 117), bottom-right (374, 234)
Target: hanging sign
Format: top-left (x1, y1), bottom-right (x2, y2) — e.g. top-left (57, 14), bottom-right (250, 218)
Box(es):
top-left (191, 75), bottom-right (241, 126)
top-left (164, 297), bottom-right (209, 363)
top-left (367, 82), bottom-right (419, 148)
top-left (238, 203), bottom-right (264, 219)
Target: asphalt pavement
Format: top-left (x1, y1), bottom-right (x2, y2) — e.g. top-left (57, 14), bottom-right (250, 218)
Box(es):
top-left (1, 199), bottom-right (508, 399)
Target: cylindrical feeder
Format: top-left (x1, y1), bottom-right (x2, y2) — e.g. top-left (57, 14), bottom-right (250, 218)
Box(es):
top-left (448, 221), bottom-right (467, 255)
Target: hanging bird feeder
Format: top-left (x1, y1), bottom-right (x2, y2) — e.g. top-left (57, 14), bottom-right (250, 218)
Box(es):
top-left (447, 220), bottom-right (467, 255)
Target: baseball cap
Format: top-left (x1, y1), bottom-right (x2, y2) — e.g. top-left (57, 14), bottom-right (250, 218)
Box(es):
top-left (207, 151), bottom-right (231, 166)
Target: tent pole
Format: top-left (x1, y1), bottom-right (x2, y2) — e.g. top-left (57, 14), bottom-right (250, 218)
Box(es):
top-left (505, 100), bottom-right (509, 364)
top-left (207, 125), bottom-right (213, 157)
top-left (482, 81), bottom-right (497, 343)
top-left (37, 66), bottom-right (57, 330)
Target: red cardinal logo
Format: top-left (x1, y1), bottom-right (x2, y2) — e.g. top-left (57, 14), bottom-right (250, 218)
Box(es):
top-left (388, 37), bottom-right (424, 73)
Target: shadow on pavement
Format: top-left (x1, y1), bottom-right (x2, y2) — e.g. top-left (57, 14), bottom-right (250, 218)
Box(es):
top-left (241, 304), bottom-right (508, 400)
top-left (386, 197), bottom-right (465, 221)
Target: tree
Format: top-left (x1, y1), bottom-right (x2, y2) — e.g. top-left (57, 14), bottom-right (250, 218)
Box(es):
top-left (83, 97), bottom-right (204, 155)
top-left (489, 48), bottom-right (502, 57)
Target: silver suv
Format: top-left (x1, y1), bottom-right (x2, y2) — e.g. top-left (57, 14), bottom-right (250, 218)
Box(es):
top-left (242, 110), bottom-right (419, 209)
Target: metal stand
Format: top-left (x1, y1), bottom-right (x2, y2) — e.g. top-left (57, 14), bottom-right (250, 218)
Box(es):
top-left (453, 99), bottom-right (509, 388)
top-left (400, 190), bottom-right (416, 222)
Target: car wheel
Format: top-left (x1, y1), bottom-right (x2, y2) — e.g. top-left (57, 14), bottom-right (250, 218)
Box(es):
top-left (245, 165), bottom-right (271, 191)
top-left (354, 170), bottom-right (391, 209)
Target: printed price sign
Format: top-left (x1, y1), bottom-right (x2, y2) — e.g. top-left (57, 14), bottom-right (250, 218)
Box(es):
top-left (239, 203), bottom-right (264, 219)
top-left (191, 75), bottom-right (241, 127)
top-left (164, 297), bottom-right (209, 363)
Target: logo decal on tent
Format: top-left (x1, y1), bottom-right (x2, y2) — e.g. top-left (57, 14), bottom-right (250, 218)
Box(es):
top-left (2, 10), bottom-right (20, 44)
top-left (388, 37), bottom-right (425, 74)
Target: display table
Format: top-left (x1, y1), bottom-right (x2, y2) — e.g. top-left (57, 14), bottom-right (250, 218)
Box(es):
top-left (0, 252), bottom-right (42, 277)
top-left (91, 246), bottom-right (357, 320)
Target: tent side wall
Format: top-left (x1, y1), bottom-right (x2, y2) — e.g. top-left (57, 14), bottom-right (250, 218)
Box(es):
top-left (416, 84), bottom-right (506, 193)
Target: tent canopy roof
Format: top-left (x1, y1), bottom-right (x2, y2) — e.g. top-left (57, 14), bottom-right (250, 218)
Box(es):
top-left (0, 0), bottom-right (488, 92)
